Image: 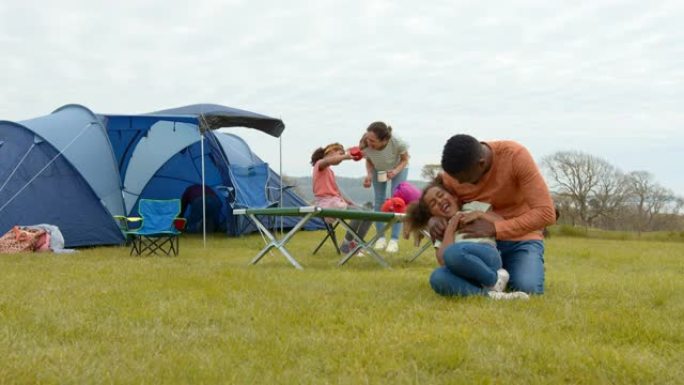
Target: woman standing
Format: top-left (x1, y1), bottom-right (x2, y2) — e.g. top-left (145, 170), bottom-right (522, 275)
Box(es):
top-left (361, 121), bottom-right (409, 253)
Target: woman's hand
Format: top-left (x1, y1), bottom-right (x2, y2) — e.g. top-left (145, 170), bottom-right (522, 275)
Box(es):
top-left (363, 176), bottom-right (372, 188)
top-left (387, 169), bottom-right (399, 179)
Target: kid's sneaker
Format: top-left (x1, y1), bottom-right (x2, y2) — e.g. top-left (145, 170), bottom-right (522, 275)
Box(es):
top-left (341, 241), bottom-right (365, 257)
top-left (373, 237), bottom-right (387, 250)
top-left (490, 269), bottom-right (510, 292)
top-left (385, 239), bottom-right (399, 253)
top-left (339, 240), bottom-right (351, 254)
top-left (487, 291), bottom-right (530, 300)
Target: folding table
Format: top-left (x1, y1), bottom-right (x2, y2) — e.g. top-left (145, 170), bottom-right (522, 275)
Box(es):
top-left (233, 206), bottom-right (404, 269)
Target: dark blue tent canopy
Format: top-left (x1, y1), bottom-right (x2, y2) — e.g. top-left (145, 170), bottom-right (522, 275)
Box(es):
top-left (146, 103), bottom-right (285, 137)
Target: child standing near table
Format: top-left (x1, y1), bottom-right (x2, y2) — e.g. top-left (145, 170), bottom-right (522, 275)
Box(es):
top-left (311, 143), bottom-right (370, 254)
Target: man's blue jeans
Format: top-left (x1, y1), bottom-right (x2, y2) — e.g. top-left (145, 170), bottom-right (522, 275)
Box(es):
top-left (430, 240), bottom-right (545, 296)
top-left (498, 240), bottom-right (545, 294)
top-left (371, 168), bottom-right (408, 240)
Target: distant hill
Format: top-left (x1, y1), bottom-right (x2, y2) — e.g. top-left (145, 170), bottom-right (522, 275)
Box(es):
top-left (285, 176), bottom-right (428, 206)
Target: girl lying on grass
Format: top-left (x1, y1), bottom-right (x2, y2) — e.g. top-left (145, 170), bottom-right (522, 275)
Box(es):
top-left (404, 176), bottom-right (529, 300)
top-left (311, 143), bottom-right (371, 255)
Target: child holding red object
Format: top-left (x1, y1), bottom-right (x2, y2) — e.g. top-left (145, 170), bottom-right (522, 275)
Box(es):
top-left (311, 143), bottom-right (371, 254)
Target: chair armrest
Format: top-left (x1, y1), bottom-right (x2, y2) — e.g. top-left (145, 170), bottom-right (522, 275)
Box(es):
top-left (114, 215), bottom-right (143, 231)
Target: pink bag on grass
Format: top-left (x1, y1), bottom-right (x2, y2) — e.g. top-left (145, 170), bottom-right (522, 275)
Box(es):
top-left (392, 181), bottom-right (421, 205)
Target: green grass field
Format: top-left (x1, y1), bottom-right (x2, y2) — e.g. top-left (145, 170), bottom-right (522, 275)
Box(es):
top-left (1, 230), bottom-right (683, 384)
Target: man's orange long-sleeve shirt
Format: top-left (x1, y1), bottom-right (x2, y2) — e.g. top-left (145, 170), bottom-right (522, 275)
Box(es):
top-left (441, 141), bottom-right (556, 241)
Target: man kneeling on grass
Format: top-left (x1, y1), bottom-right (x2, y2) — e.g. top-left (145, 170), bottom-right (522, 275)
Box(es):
top-left (405, 177), bottom-right (529, 300)
top-left (424, 134), bottom-right (556, 296)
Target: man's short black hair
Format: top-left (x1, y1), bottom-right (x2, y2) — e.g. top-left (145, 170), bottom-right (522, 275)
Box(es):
top-left (441, 134), bottom-right (482, 175)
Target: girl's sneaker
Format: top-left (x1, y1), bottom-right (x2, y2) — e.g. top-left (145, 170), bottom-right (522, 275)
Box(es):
top-left (341, 241), bottom-right (365, 257)
top-left (490, 269), bottom-right (510, 292)
top-left (385, 239), bottom-right (399, 253)
top-left (373, 237), bottom-right (387, 250)
top-left (487, 291), bottom-right (530, 300)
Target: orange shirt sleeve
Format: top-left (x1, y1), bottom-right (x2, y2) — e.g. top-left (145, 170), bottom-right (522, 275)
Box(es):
top-left (494, 146), bottom-right (556, 239)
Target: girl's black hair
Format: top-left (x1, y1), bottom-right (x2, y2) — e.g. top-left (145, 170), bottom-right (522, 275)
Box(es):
top-left (310, 147), bottom-right (326, 166)
top-left (311, 143), bottom-right (345, 166)
top-left (404, 175), bottom-right (446, 238)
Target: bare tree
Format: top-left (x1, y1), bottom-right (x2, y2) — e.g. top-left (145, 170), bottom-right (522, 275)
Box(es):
top-left (590, 168), bottom-right (630, 229)
top-left (625, 171), bottom-right (676, 233)
top-left (674, 197), bottom-right (684, 215)
top-left (552, 192), bottom-right (577, 226)
top-left (421, 164), bottom-right (441, 180)
top-left (542, 151), bottom-right (620, 227)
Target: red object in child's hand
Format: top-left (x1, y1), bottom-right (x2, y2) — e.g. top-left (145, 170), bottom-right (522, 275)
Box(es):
top-left (381, 197), bottom-right (407, 213)
top-left (348, 146), bottom-right (363, 161)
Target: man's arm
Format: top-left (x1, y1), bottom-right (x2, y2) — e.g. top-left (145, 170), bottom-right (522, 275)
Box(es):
top-left (494, 146), bottom-right (556, 239)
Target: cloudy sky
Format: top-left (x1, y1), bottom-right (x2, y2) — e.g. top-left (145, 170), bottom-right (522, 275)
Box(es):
top-left (1, 0), bottom-right (682, 195)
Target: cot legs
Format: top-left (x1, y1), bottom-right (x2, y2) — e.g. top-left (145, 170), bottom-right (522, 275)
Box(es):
top-left (248, 212), bottom-right (315, 270)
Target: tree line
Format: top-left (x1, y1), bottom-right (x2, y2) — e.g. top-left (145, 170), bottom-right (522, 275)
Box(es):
top-left (421, 151), bottom-right (683, 233)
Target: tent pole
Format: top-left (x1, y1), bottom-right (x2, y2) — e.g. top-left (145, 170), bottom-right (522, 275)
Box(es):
top-left (201, 131), bottom-right (207, 248)
top-left (279, 134), bottom-right (283, 235)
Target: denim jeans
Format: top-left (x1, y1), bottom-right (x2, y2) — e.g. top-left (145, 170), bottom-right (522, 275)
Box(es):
top-left (497, 240), bottom-right (545, 294)
top-left (429, 240), bottom-right (545, 296)
top-left (429, 242), bottom-right (501, 296)
top-left (371, 168), bottom-right (408, 240)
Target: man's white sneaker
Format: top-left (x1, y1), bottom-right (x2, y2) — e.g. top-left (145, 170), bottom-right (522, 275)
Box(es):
top-left (487, 291), bottom-right (530, 300)
top-left (373, 237), bottom-right (387, 250)
top-left (490, 269), bottom-right (510, 292)
top-left (385, 239), bottom-right (399, 253)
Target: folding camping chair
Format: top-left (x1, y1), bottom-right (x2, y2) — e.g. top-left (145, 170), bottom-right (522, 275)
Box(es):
top-left (226, 163), bottom-right (279, 233)
top-left (123, 199), bottom-right (185, 256)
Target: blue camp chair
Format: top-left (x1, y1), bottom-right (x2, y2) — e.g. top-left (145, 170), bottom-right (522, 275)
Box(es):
top-left (124, 199), bottom-right (185, 256)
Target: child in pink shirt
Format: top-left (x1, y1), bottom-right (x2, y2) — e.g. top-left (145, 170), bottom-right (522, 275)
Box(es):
top-left (311, 143), bottom-right (371, 254)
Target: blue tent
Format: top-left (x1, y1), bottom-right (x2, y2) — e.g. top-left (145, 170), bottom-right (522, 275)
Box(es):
top-left (0, 103), bottom-right (322, 247)
top-left (0, 105), bottom-right (126, 246)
